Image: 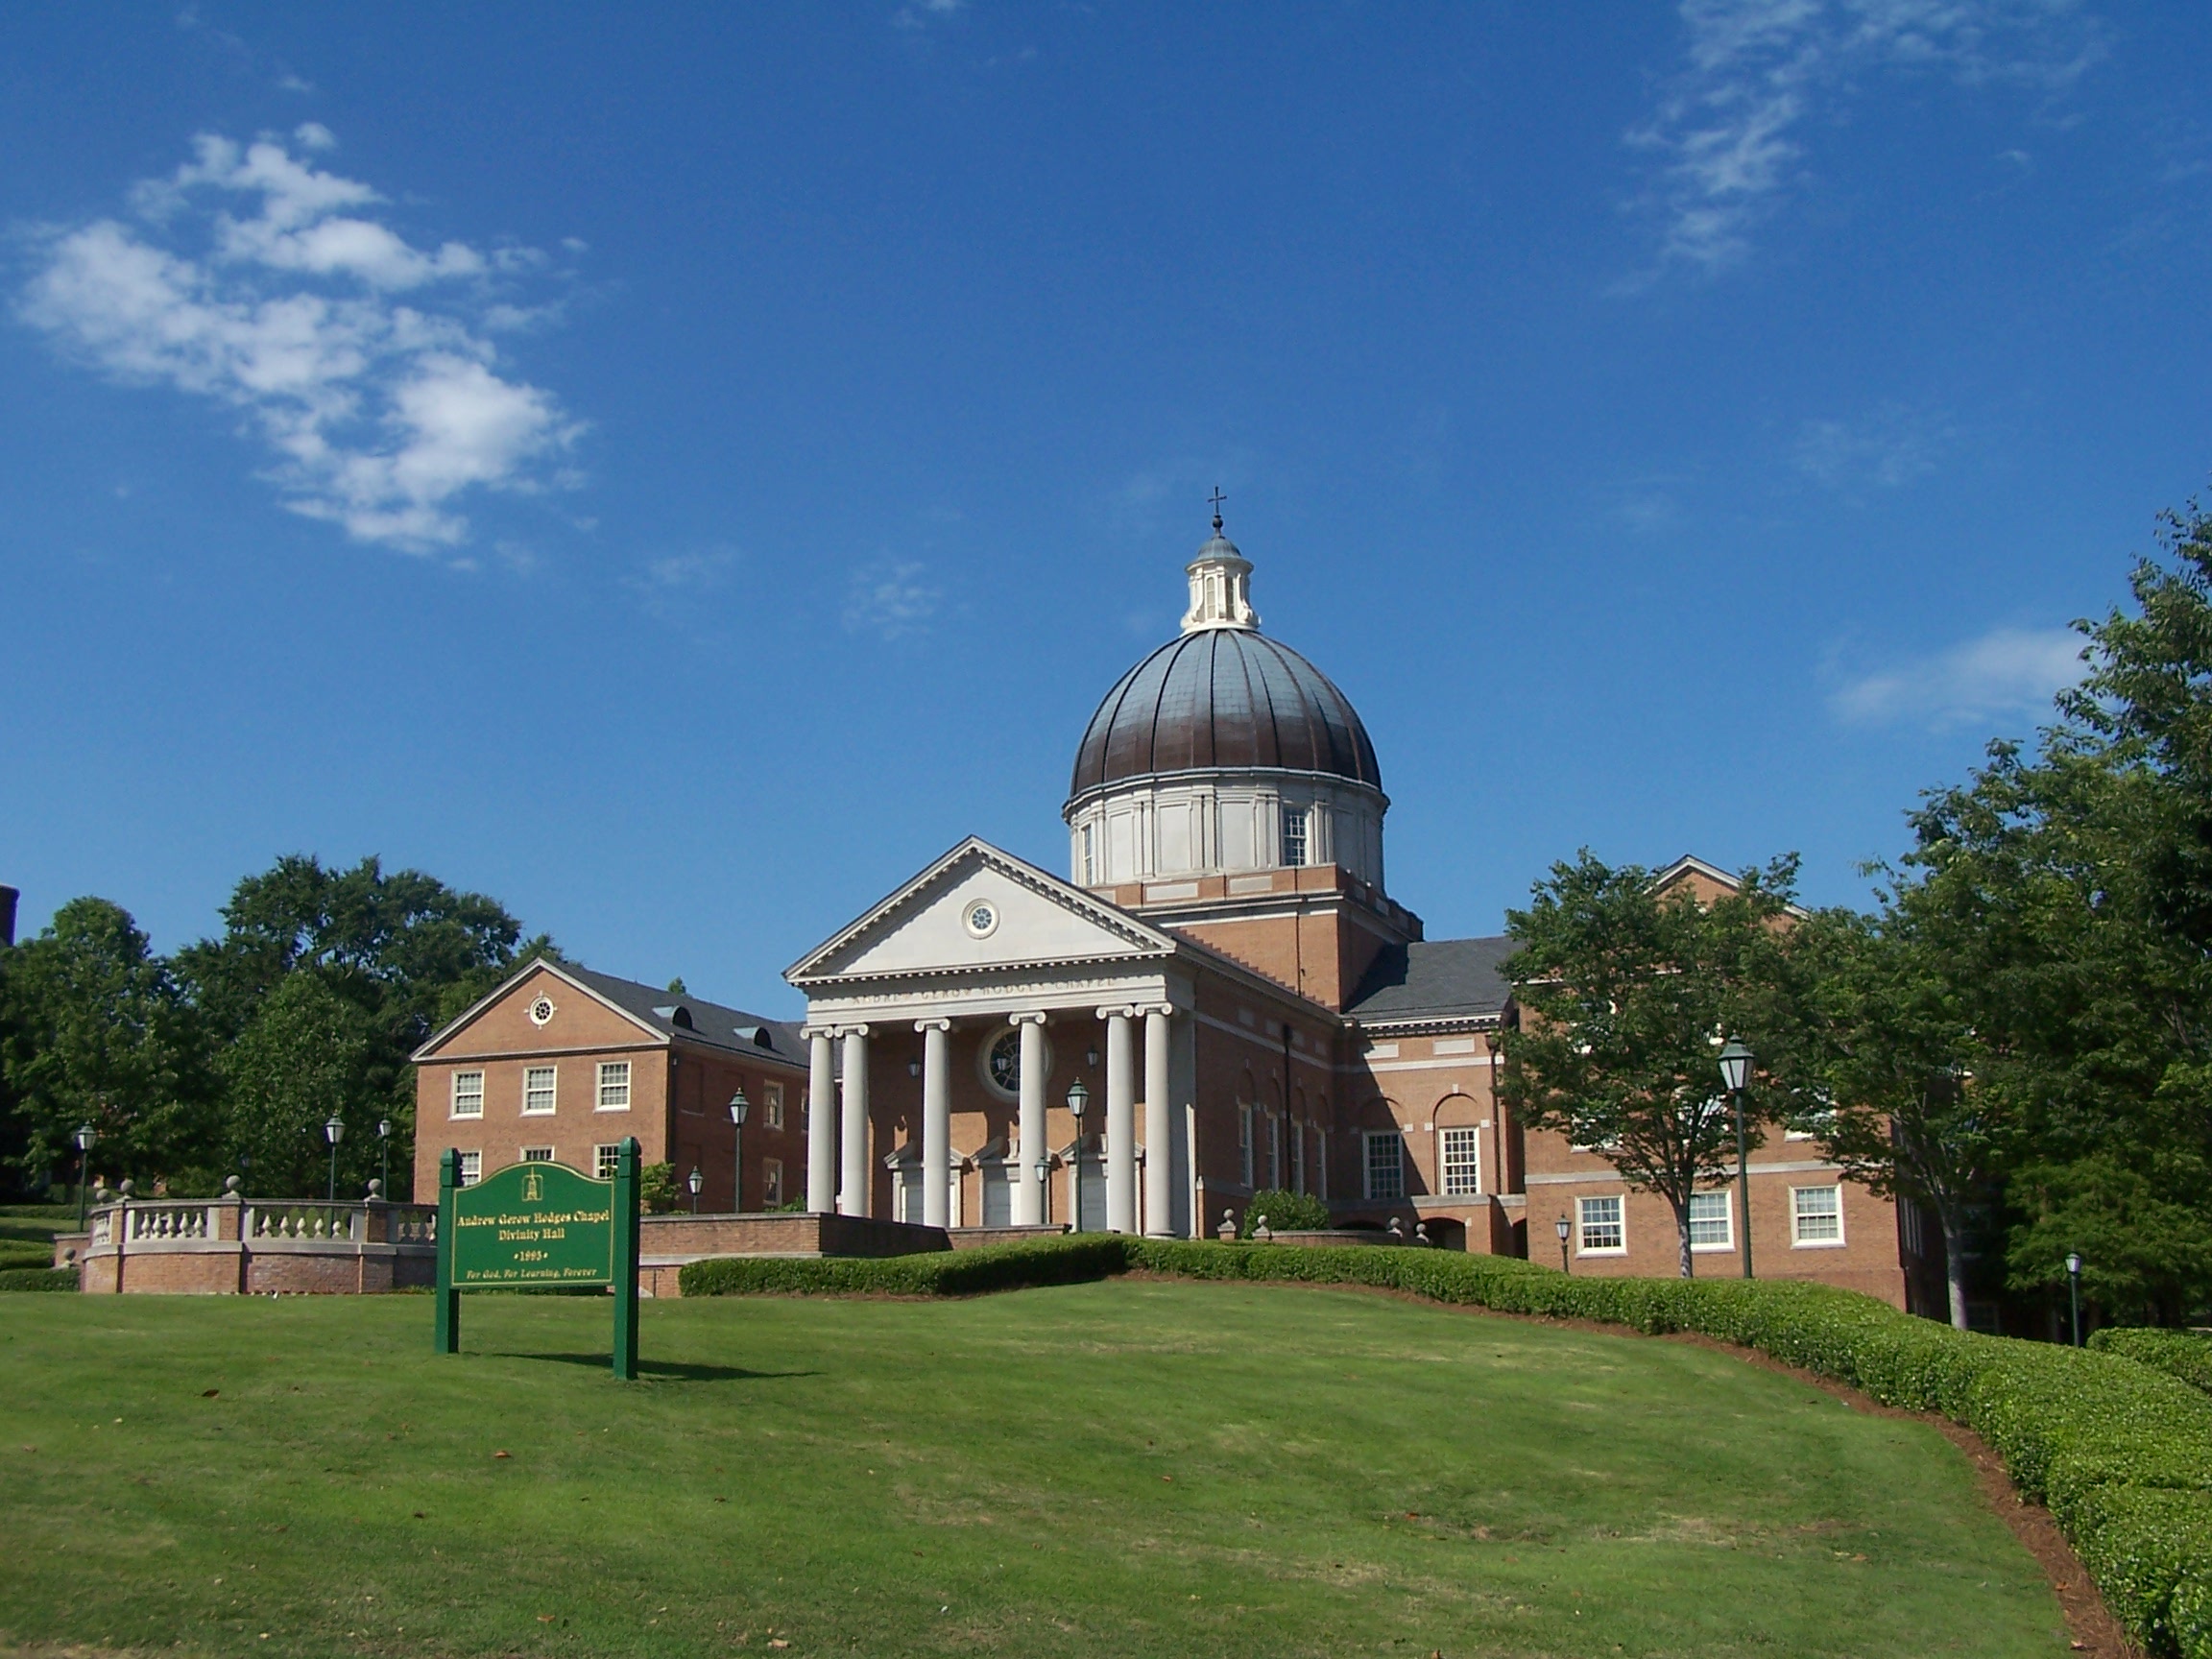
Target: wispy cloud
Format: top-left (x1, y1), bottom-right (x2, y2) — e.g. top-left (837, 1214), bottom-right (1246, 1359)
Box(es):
top-left (1831, 624), bottom-right (2083, 729)
top-left (15, 129), bottom-right (580, 551)
top-left (1792, 403), bottom-right (1952, 493)
top-left (1631, 0), bottom-right (2101, 275)
top-left (844, 558), bottom-right (940, 639)
top-left (893, 0), bottom-right (963, 29)
top-left (625, 547), bottom-right (736, 618)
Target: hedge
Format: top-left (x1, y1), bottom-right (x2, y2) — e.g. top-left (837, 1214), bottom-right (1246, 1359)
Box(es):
top-left (0, 1266), bottom-right (79, 1292)
top-left (2093, 1328), bottom-right (2212, 1397)
top-left (684, 1235), bottom-right (2212, 1652)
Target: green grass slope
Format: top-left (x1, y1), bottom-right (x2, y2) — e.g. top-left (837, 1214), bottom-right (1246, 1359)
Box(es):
top-left (0, 1282), bottom-right (2067, 1658)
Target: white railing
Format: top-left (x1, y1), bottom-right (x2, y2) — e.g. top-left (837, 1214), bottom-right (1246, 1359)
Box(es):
top-left (126, 1203), bottom-right (215, 1241)
top-left (247, 1203), bottom-right (362, 1242)
top-left (391, 1209), bottom-right (437, 1245)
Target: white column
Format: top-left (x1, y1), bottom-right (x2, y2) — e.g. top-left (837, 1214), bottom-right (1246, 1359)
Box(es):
top-left (1015, 1014), bottom-right (1046, 1226)
top-left (1143, 1007), bottom-right (1174, 1237)
top-left (840, 1025), bottom-right (871, 1217)
top-left (806, 1029), bottom-right (837, 1214)
top-left (918, 1020), bottom-right (951, 1230)
top-left (1102, 1007), bottom-right (1137, 1233)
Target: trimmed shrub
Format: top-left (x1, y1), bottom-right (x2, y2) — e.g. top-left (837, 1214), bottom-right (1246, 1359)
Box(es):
top-left (0, 1267), bottom-right (79, 1292)
top-left (1241, 1190), bottom-right (1331, 1236)
top-left (679, 1235), bottom-right (1132, 1299)
top-left (2094, 1329), bottom-right (2212, 1396)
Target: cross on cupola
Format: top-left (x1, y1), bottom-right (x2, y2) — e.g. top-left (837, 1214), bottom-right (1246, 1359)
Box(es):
top-left (1180, 491), bottom-right (1261, 634)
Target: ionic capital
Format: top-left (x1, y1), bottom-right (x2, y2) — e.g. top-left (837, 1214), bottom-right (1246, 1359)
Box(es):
top-left (1094, 1004), bottom-right (1141, 1022)
top-left (1008, 1011), bottom-right (1049, 1027)
top-left (913, 1018), bottom-right (952, 1034)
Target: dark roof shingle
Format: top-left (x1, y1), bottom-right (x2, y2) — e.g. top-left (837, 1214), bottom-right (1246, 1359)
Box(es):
top-left (562, 964), bottom-right (806, 1065)
top-left (1345, 936), bottom-right (1514, 1025)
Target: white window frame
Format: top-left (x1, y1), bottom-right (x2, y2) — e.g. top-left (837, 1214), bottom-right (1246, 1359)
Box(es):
top-left (1267, 1113), bottom-right (1282, 1189)
top-left (763, 1158), bottom-right (784, 1206)
top-left (522, 1065), bottom-right (558, 1117)
top-left (1688, 1190), bottom-right (1734, 1251)
top-left (1282, 805), bottom-right (1309, 869)
top-left (1080, 821), bottom-right (1098, 885)
top-left (596, 1060), bottom-right (631, 1112)
top-left (1440, 1126), bottom-right (1481, 1196)
top-left (1577, 1194), bottom-right (1625, 1255)
top-left (593, 1143), bottom-right (621, 1181)
top-left (449, 1070), bottom-right (485, 1119)
top-left (456, 1150), bottom-right (482, 1187)
top-left (1238, 1106), bottom-right (1255, 1189)
top-left (765, 1081), bottom-right (784, 1131)
top-left (1363, 1131), bottom-right (1405, 1202)
top-left (520, 1144), bottom-right (555, 1164)
top-left (1791, 1185), bottom-right (1845, 1247)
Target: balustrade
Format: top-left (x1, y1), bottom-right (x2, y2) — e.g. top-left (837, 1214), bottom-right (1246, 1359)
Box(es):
top-left (125, 1203), bottom-right (215, 1241)
top-left (247, 1203), bottom-right (363, 1242)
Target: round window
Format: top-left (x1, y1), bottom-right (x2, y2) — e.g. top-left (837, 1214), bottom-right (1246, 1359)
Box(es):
top-left (963, 900), bottom-right (999, 939)
top-left (527, 996), bottom-right (556, 1027)
top-left (977, 1026), bottom-right (1051, 1100)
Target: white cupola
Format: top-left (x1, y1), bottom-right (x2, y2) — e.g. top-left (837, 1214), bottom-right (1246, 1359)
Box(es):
top-left (1179, 513), bottom-right (1260, 634)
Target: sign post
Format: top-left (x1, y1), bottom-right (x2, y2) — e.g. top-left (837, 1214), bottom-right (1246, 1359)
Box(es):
top-left (433, 1137), bottom-right (642, 1378)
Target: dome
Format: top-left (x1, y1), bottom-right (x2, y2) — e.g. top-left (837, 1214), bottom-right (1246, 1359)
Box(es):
top-left (1068, 620), bottom-right (1382, 805)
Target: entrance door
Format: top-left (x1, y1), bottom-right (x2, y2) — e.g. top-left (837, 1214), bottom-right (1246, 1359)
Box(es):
top-left (981, 1165), bottom-right (1013, 1227)
top-left (1077, 1158), bottom-right (1107, 1232)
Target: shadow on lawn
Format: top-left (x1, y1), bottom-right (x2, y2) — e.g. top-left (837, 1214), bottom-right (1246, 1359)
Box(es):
top-left (489, 1351), bottom-right (820, 1383)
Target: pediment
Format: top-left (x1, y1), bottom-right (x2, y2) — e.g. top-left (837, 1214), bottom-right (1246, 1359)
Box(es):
top-left (789, 838), bottom-right (1173, 986)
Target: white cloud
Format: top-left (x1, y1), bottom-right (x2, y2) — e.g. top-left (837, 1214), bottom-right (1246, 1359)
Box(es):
top-left (1792, 404), bottom-right (1951, 492)
top-left (16, 131), bottom-right (578, 551)
top-left (1632, 0), bottom-right (2101, 274)
top-left (1831, 624), bottom-right (2083, 728)
top-left (844, 559), bottom-right (940, 639)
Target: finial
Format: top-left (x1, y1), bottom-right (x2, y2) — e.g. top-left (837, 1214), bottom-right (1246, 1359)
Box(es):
top-left (1209, 486), bottom-right (1226, 534)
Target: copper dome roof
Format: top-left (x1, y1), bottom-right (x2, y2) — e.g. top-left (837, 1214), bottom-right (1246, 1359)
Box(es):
top-left (1069, 627), bottom-right (1382, 804)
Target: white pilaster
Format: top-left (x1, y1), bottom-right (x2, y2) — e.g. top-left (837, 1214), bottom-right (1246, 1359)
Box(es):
top-left (806, 1028), bottom-right (837, 1214)
top-left (1014, 1014), bottom-right (1047, 1227)
top-left (1143, 1007), bottom-right (1174, 1238)
top-left (919, 1020), bottom-right (951, 1230)
top-left (1102, 1007), bottom-right (1137, 1233)
top-left (840, 1025), bottom-right (871, 1217)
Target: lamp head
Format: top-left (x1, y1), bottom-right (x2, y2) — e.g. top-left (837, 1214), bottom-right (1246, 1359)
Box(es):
top-left (1033, 1157), bottom-right (1050, 1183)
top-left (378, 1118), bottom-right (392, 1140)
top-left (908, 1058), bottom-right (921, 1078)
top-left (324, 1115), bottom-right (345, 1145)
top-left (74, 1123), bottom-right (96, 1152)
top-left (1554, 1214), bottom-right (1572, 1241)
top-left (1717, 1038), bottom-right (1754, 1094)
top-left (2066, 1251), bottom-right (2082, 1276)
top-left (730, 1088), bottom-right (750, 1125)
top-left (687, 1166), bottom-right (704, 1195)
top-left (1065, 1077), bottom-right (1090, 1118)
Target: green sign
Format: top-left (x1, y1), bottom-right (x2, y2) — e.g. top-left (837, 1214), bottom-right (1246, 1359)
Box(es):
top-left (452, 1160), bottom-right (616, 1286)
top-left (435, 1141), bottom-right (642, 1379)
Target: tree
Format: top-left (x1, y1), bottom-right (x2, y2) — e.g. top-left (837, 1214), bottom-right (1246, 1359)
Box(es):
top-left (0, 898), bottom-right (211, 1190)
top-left (176, 854), bottom-right (550, 1199)
top-left (220, 974), bottom-right (374, 1198)
top-left (1501, 852), bottom-right (1808, 1277)
top-left (1795, 902), bottom-right (1998, 1329)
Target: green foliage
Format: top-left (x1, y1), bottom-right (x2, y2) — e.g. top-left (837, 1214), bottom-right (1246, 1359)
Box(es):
top-left (0, 898), bottom-right (213, 1191)
top-left (639, 1161), bottom-right (678, 1214)
top-left (2094, 1328), bottom-right (2212, 1396)
top-left (218, 974), bottom-right (374, 1199)
top-left (0, 1266), bottom-right (78, 1291)
top-left (1240, 1188), bottom-right (1330, 1235)
top-left (1501, 850), bottom-right (1809, 1277)
top-left (679, 1235), bottom-right (1133, 1297)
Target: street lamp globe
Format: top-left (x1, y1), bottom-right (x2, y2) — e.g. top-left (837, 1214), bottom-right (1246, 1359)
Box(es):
top-left (324, 1116), bottom-right (345, 1146)
top-left (74, 1123), bottom-right (97, 1153)
top-left (1065, 1078), bottom-right (1090, 1119)
top-left (729, 1089), bottom-right (750, 1127)
top-left (1554, 1215), bottom-right (1571, 1243)
top-left (2066, 1251), bottom-right (2082, 1276)
top-left (1717, 1039), bottom-right (1754, 1095)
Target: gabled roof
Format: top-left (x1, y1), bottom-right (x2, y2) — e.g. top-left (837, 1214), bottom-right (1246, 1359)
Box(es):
top-left (412, 956), bottom-right (805, 1066)
top-left (1345, 936), bottom-right (1514, 1027)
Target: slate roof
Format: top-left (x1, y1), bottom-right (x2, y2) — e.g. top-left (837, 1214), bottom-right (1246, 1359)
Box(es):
top-left (559, 964), bottom-right (807, 1066)
top-left (1344, 936), bottom-right (1515, 1026)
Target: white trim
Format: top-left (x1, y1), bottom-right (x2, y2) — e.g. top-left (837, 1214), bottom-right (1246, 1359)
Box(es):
top-left (1576, 1193), bottom-right (1626, 1255)
top-left (1687, 1190), bottom-right (1733, 1252)
top-left (593, 1143), bottom-right (622, 1180)
top-left (456, 1150), bottom-right (482, 1187)
top-left (1440, 1124), bottom-right (1480, 1197)
top-left (449, 1070), bottom-right (485, 1119)
top-left (1791, 1185), bottom-right (1846, 1248)
top-left (522, 1065), bottom-right (558, 1117)
top-left (1524, 1158), bottom-right (1845, 1187)
top-left (520, 1144), bottom-right (555, 1163)
top-left (1362, 1129), bottom-right (1406, 1202)
top-left (596, 1059), bottom-right (632, 1112)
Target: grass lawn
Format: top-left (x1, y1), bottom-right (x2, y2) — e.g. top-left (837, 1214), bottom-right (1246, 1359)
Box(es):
top-left (0, 1280), bottom-right (2071, 1658)
top-left (0, 1204), bottom-right (75, 1271)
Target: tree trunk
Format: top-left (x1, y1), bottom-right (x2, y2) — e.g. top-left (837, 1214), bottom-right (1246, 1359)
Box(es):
top-left (1942, 1221), bottom-right (1970, 1331)
top-left (1673, 1201), bottom-right (1695, 1279)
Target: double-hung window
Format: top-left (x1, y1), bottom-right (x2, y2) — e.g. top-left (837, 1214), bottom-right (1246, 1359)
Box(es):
top-left (1282, 806), bottom-right (1309, 868)
top-left (1577, 1194), bottom-right (1625, 1254)
top-left (1441, 1126), bottom-right (1481, 1196)
top-left (520, 1145), bottom-right (555, 1164)
top-left (1268, 1114), bottom-right (1282, 1189)
top-left (1688, 1190), bottom-right (1733, 1250)
top-left (1238, 1107), bottom-right (1255, 1188)
top-left (450, 1070), bottom-right (485, 1119)
top-left (593, 1143), bottom-right (622, 1181)
top-left (596, 1061), bottom-right (631, 1111)
top-left (1791, 1186), bottom-right (1844, 1245)
top-left (765, 1082), bottom-right (784, 1130)
top-left (763, 1159), bottom-right (784, 1206)
top-left (522, 1066), bottom-right (558, 1116)
top-left (456, 1150), bottom-right (482, 1187)
top-left (1364, 1131), bottom-right (1405, 1201)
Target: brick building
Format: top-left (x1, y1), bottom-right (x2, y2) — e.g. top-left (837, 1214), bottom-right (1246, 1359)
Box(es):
top-left (410, 962), bottom-right (808, 1213)
top-left (786, 514), bottom-right (1943, 1312)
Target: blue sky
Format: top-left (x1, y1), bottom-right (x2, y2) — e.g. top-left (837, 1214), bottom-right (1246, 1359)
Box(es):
top-left (4, 2), bottom-right (2207, 1018)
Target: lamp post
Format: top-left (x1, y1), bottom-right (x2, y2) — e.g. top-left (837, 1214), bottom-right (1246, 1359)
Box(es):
top-left (1065, 1077), bottom-right (1090, 1232)
top-left (1034, 1156), bottom-right (1051, 1228)
top-left (1718, 1039), bottom-right (1754, 1280)
top-left (1554, 1213), bottom-right (1572, 1274)
top-left (73, 1123), bottom-right (97, 1232)
top-left (2066, 1251), bottom-right (2083, 1347)
top-left (729, 1089), bottom-right (750, 1213)
top-left (377, 1118), bottom-right (393, 1196)
top-left (324, 1115), bottom-right (345, 1203)
top-left (687, 1166), bottom-right (704, 1215)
